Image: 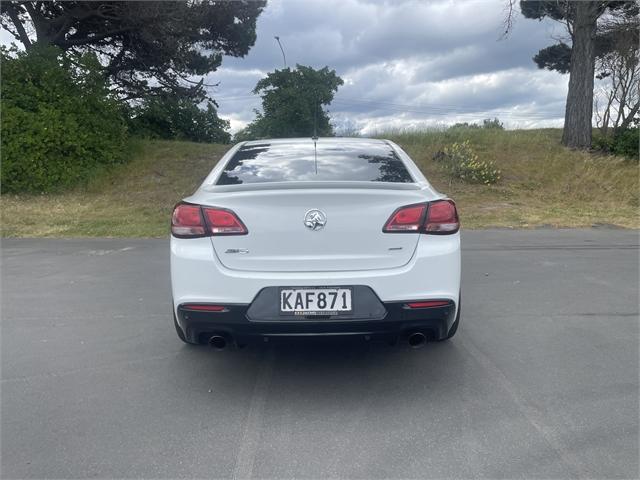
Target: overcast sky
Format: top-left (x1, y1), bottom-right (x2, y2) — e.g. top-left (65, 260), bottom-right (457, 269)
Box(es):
top-left (207, 0), bottom-right (568, 133)
top-left (0, 0), bottom-right (569, 134)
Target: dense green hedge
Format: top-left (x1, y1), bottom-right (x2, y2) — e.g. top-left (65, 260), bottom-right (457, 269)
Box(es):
top-left (1, 46), bottom-right (128, 193)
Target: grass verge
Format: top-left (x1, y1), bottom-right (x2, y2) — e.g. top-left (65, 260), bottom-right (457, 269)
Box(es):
top-left (1, 140), bottom-right (228, 237)
top-left (1, 130), bottom-right (638, 237)
top-left (384, 128), bottom-right (638, 229)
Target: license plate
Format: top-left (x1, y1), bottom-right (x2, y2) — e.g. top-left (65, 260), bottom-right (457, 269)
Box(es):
top-left (280, 287), bottom-right (352, 315)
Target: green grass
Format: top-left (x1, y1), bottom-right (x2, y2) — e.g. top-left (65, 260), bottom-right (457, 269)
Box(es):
top-left (1, 130), bottom-right (638, 237)
top-left (1, 140), bottom-right (229, 237)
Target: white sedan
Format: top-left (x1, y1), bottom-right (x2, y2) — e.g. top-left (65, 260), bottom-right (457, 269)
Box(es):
top-left (170, 137), bottom-right (461, 348)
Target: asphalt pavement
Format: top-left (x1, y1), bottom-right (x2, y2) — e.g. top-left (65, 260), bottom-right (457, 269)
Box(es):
top-left (1, 229), bottom-right (638, 479)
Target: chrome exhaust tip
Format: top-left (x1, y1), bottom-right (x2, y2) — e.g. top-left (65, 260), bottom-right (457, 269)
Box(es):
top-left (408, 332), bottom-right (427, 348)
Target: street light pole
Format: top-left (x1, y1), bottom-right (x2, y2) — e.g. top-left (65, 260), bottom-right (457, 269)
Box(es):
top-left (274, 36), bottom-right (287, 68)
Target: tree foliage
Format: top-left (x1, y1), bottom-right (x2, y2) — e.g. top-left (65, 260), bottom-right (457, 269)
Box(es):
top-left (237, 65), bottom-right (344, 140)
top-left (533, 43), bottom-right (572, 73)
top-left (520, 0), bottom-right (639, 25)
top-left (1, 45), bottom-right (128, 193)
top-left (528, 13), bottom-right (639, 75)
top-left (128, 96), bottom-right (231, 144)
top-left (0, 1), bottom-right (265, 100)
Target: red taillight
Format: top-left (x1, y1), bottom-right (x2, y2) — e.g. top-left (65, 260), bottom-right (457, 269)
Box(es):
top-left (406, 300), bottom-right (451, 309)
top-left (181, 304), bottom-right (226, 312)
top-left (383, 204), bottom-right (426, 232)
top-left (425, 200), bottom-right (459, 234)
top-left (383, 200), bottom-right (459, 234)
top-left (202, 207), bottom-right (247, 235)
top-left (171, 203), bottom-right (247, 238)
top-left (172, 204), bottom-right (206, 238)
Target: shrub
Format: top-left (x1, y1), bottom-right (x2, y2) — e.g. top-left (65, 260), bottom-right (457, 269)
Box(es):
top-left (1, 46), bottom-right (128, 193)
top-left (482, 117), bottom-right (504, 130)
top-left (434, 140), bottom-right (501, 184)
top-left (449, 118), bottom-right (504, 131)
top-left (449, 122), bottom-right (480, 130)
top-left (128, 96), bottom-right (231, 144)
top-left (593, 128), bottom-right (639, 161)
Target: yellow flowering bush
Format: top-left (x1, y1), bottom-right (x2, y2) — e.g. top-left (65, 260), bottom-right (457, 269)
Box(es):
top-left (437, 141), bottom-right (501, 185)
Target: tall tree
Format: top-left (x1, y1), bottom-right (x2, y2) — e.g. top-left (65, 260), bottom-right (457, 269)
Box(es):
top-left (238, 65), bottom-right (344, 140)
top-left (594, 15), bottom-right (640, 135)
top-left (519, 0), bottom-right (638, 149)
top-left (0, 1), bottom-right (265, 100)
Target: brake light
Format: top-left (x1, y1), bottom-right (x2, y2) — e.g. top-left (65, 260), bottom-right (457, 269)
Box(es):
top-left (424, 200), bottom-right (459, 234)
top-left (202, 207), bottom-right (247, 235)
top-left (406, 300), bottom-right (451, 309)
top-left (383, 204), bottom-right (426, 232)
top-left (383, 200), bottom-right (459, 234)
top-left (171, 204), bottom-right (206, 238)
top-left (171, 203), bottom-right (247, 238)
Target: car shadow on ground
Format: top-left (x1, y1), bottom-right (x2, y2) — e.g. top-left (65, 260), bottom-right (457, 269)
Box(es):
top-left (165, 337), bottom-right (471, 406)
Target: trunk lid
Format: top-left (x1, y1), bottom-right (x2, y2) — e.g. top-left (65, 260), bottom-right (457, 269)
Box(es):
top-left (197, 184), bottom-right (433, 272)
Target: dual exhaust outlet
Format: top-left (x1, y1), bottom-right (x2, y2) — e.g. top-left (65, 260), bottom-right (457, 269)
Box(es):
top-left (407, 332), bottom-right (427, 348)
top-left (208, 334), bottom-right (228, 349)
top-left (208, 332), bottom-right (428, 349)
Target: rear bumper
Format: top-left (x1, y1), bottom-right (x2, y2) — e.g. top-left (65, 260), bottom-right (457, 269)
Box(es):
top-left (171, 232), bottom-right (461, 343)
top-left (176, 300), bottom-right (457, 344)
top-left (171, 233), bottom-right (461, 304)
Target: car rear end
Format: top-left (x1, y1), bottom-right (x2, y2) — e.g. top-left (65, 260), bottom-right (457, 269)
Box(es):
top-left (170, 138), bottom-right (461, 347)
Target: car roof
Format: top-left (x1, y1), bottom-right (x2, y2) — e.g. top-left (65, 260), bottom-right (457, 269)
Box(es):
top-left (241, 137), bottom-right (390, 147)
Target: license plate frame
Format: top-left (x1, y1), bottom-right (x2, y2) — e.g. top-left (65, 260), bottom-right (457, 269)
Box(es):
top-left (279, 287), bottom-right (353, 316)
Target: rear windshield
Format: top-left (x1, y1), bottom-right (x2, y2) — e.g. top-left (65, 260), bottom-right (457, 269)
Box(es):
top-left (216, 141), bottom-right (413, 185)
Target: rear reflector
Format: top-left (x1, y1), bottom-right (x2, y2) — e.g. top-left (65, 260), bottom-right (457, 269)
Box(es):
top-left (383, 204), bottom-right (427, 232)
top-left (406, 300), bottom-right (451, 309)
top-left (171, 203), bottom-right (247, 238)
top-left (181, 304), bottom-right (226, 312)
